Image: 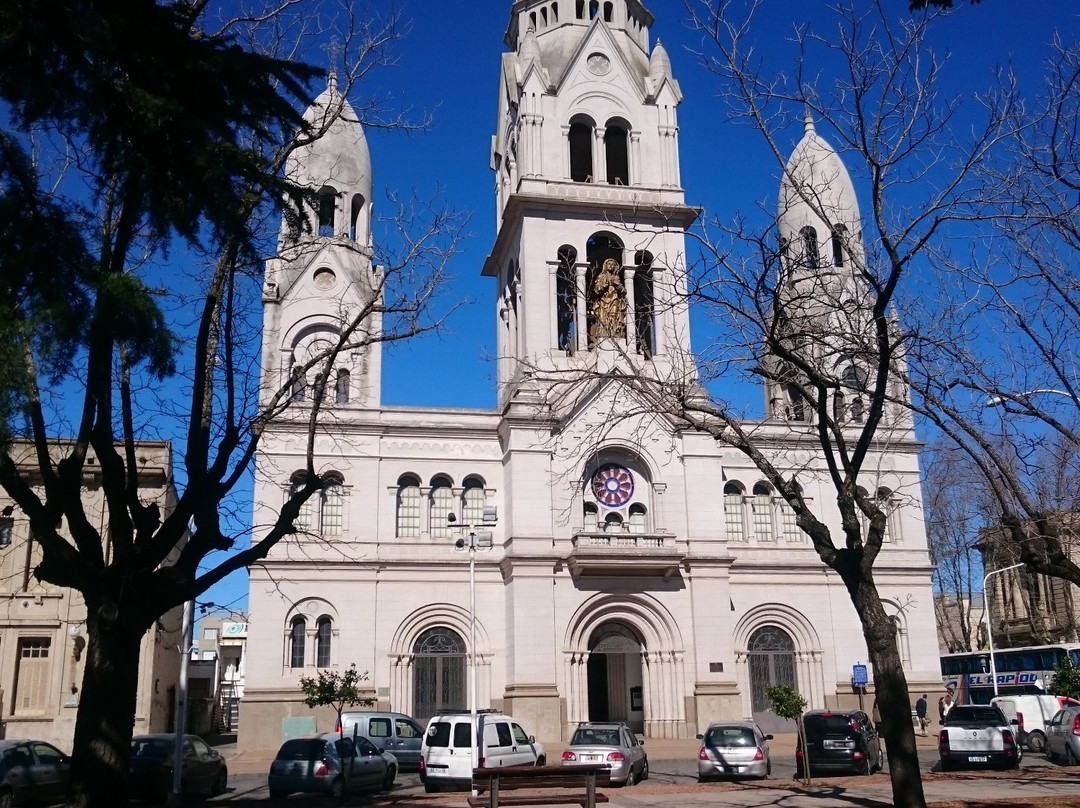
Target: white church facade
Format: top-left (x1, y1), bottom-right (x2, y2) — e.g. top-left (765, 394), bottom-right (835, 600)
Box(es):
top-left (239, 0), bottom-right (941, 752)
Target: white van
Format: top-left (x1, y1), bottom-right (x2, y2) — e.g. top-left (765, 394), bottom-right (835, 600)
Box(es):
top-left (419, 711), bottom-right (546, 792)
top-left (991, 695), bottom-right (1080, 753)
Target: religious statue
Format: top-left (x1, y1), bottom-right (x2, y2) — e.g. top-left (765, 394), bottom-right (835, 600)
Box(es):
top-left (590, 258), bottom-right (626, 340)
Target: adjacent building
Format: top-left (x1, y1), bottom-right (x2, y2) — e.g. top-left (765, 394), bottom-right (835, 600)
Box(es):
top-left (240, 0), bottom-right (942, 752)
top-left (0, 440), bottom-right (182, 748)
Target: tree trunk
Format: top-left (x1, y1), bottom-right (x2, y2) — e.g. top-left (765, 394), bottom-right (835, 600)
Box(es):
top-left (67, 604), bottom-right (144, 808)
top-left (844, 564), bottom-right (927, 808)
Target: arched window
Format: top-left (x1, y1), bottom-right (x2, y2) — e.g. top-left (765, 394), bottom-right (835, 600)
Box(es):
top-left (289, 358), bottom-right (306, 402)
top-left (350, 194), bottom-right (366, 241)
top-left (556, 245), bottom-right (578, 353)
top-left (576, 0), bottom-right (585, 19)
top-left (589, 0), bottom-right (599, 19)
top-left (604, 121), bottom-right (629, 185)
top-left (603, 1), bottom-right (613, 21)
top-left (462, 478), bottom-right (486, 526)
top-left (335, 369), bottom-right (350, 404)
top-left (831, 225), bottom-right (846, 267)
top-left (552, 2), bottom-right (559, 22)
top-left (318, 188), bottom-right (337, 237)
top-left (289, 617), bottom-right (306, 668)
top-left (290, 473), bottom-right (313, 533)
top-left (430, 477), bottom-right (454, 539)
top-left (322, 476), bottom-right (344, 537)
top-left (396, 475), bottom-right (421, 537)
top-left (413, 627), bottom-right (466, 720)
top-left (633, 251), bottom-right (654, 358)
top-left (877, 487), bottom-right (899, 543)
top-left (787, 384), bottom-right (806, 421)
top-left (316, 617), bottom-right (332, 668)
top-left (569, 120), bottom-right (594, 182)
top-left (800, 226), bottom-right (819, 268)
top-left (779, 485), bottom-right (802, 542)
top-left (752, 482), bottom-right (774, 542)
top-left (603, 512), bottom-right (624, 532)
top-left (724, 482), bottom-right (745, 542)
top-left (583, 502), bottom-right (598, 532)
top-left (628, 503), bottom-right (647, 534)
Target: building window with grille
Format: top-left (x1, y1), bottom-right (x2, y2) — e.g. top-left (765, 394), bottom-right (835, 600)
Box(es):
top-left (461, 479), bottom-right (486, 526)
top-left (322, 476), bottom-right (344, 537)
top-left (724, 482), bottom-right (745, 542)
top-left (752, 483), bottom-right (775, 542)
top-left (430, 479), bottom-right (454, 539)
top-left (14, 638), bottom-right (51, 714)
top-left (289, 618), bottom-right (306, 668)
top-left (396, 476), bottom-right (421, 537)
top-left (780, 498), bottom-right (801, 542)
top-left (316, 617), bottom-right (332, 668)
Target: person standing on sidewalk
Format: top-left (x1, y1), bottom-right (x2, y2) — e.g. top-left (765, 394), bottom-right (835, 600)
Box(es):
top-left (915, 694), bottom-right (928, 735)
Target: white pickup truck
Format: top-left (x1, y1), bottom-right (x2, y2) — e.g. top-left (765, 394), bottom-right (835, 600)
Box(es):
top-left (938, 704), bottom-right (1021, 771)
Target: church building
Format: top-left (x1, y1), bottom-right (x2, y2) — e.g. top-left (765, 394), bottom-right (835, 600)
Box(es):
top-left (239, 0), bottom-right (941, 752)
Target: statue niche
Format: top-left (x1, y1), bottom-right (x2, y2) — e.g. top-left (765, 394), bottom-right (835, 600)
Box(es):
top-left (589, 258), bottom-right (627, 342)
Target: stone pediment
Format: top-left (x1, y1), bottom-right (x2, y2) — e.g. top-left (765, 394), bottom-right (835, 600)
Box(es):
top-left (553, 18), bottom-right (646, 107)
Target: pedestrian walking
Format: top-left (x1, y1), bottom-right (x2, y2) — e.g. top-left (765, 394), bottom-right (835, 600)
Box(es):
top-left (915, 694), bottom-right (928, 735)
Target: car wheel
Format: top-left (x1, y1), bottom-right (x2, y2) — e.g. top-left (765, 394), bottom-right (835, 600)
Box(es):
top-left (697, 774), bottom-right (710, 783)
top-left (1067, 745), bottom-right (1078, 766)
top-left (535, 756), bottom-right (546, 766)
top-left (860, 757), bottom-right (872, 776)
top-left (212, 766), bottom-right (228, 796)
top-left (268, 788), bottom-right (288, 800)
top-left (424, 782), bottom-right (441, 794)
top-left (1027, 731), bottom-right (1047, 754)
top-left (329, 777), bottom-right (344, 800)
top-left (939, 759), bottom-right (952, 773)
top-left (382, 764), bottom-right (396, 791)
top-left (766, 759), bottom-right (772, 777)
top-left (875, 746), bottom-right (885, 773)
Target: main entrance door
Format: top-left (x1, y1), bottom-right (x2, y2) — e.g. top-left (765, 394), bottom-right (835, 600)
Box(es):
top-left (586, 622), bottom-right (644, 733)
top-left (412, 627), bottom-right (466, 723)
top-left (748, 626), bottom-right (797, 733)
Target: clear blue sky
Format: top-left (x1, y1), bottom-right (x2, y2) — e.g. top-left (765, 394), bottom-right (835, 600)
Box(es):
top-left (200, 0), bottom-right (1080, 614)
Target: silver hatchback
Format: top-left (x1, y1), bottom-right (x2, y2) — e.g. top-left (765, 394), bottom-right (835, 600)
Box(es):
top-left (560, 722), bottom-right (648, 786)
top-left (268, 733), bottom-right (397, 799)
top-left (1045, 704), bottom-right (1080, 765)
top-left (697, 722), bottom-right (772, 781)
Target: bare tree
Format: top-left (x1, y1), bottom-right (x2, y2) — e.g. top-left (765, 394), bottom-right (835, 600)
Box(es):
top-left (0, 3), bottom-right (463, 807)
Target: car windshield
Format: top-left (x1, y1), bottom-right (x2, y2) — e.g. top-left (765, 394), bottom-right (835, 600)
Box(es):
top-left (131, 739), bottom-right (173, 760)
top-left (571, 729), bottom-right (620, 746)
top-left (704, 727), bottom-right (756, 747)
top-left (946, 707), bottom-right (1002, 726)
top-left (275, 739), bottom-right (323, 761)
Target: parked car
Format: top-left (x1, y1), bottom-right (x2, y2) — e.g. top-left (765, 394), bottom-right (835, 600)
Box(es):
top-left (0, 739), bottom-right (71, 807)
top-left (1044, 703), bottom-right (1080, 765)
top-left (697, 721), bottom-right (772, 781)
top-left (796, 709), bottom-right (883, 777)
top-left (560, 722), bottom-right (647, 786)
top-left (938, 704), bottom-right (1020, 771)
top-left (337, 711), bottom-right (425, 771)
top-left (129, 734), bottom-right (227, 801)
top-left (268, 732), bottom-right (397, 800)
top-left (419, 711), bottom-right (545, 793)
top-left (991, 694), bottom-right (1079, 753)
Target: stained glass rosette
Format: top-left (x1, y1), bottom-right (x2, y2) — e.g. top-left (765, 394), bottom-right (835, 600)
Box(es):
top-left (591, 464), bottom-right (634, 508)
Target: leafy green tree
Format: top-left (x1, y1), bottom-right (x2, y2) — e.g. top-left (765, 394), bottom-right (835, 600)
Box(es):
top-left (300, 664), bottom-right (375, 737)
top-left (765, 685), bottom-right (809, 783)
top-left (0, 3), bottom-right (460, 807)
top-left (1050, 659), bottom-right (1080, 701)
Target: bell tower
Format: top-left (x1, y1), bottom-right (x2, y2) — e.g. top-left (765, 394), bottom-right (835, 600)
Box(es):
top-left (260, 74), bottom-right (383, 411)
top-left (484, 0), bottom-right (699, 408)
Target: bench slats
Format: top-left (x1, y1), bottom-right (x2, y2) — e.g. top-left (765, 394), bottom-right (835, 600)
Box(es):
top-left (469, 764), bottom-right (610, 808)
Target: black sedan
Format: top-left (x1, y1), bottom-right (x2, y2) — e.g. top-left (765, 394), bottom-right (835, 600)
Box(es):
top-left (129, 734), bottom-right (227, 801)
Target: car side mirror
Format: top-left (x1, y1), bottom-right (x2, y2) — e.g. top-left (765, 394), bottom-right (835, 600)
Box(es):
top-left (1010, 719), bottom-right (1018, 725)
top-left (765, 734), bottom-right (774, 741)
top-left (530, 735), bottom-right (536, 743)
top-left (695, 734), bottom-right (704, 740)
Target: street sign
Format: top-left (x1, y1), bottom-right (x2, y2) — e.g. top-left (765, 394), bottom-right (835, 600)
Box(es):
top-left (852, 663), bottom-right (868, 688)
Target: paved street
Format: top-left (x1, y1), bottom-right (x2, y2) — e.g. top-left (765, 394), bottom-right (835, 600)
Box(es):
top-left (202, 731), bottom-right (1080, 807)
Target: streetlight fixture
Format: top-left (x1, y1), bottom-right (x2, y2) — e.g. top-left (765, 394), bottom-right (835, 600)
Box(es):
top-left (983, 562), bottom-right (1025, 697)
top-left (447, 505), bottom-right (496, 772)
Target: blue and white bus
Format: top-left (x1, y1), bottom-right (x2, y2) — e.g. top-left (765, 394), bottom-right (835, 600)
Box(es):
top-left (940, 644), bottom-right (1080, 704)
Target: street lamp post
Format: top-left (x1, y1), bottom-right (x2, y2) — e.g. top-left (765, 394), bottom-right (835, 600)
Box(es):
top-left (448, 506), bottom-right (496, 773)
top-left (983, 562), bottom-right (1026, 697)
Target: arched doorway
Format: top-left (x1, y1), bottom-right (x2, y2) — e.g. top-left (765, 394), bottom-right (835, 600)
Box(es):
top-left (748, 626), bottom-right (797, 733)
top-left (412, 627), bottom-right (466, 723)
top-left (587, 623), bottom-right (644, 733)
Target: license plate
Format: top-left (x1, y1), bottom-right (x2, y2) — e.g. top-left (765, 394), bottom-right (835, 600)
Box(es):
top-left (823, 740), bottom-right (852, 749)
top-left (967, 756), bottom-right (988, 763)
top-left (584, 755), bottom-right (601, 762)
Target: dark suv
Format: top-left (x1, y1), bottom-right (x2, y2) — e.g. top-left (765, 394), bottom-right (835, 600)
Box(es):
top-left (796, 709), bottom-right (883, 777)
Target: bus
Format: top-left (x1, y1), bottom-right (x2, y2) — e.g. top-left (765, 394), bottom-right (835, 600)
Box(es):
top-left (940, 644), bottom-right (1080, 704)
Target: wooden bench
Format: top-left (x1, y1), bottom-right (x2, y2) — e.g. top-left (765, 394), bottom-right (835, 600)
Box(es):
top-left (467, 764), bottom-right (611, 808)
